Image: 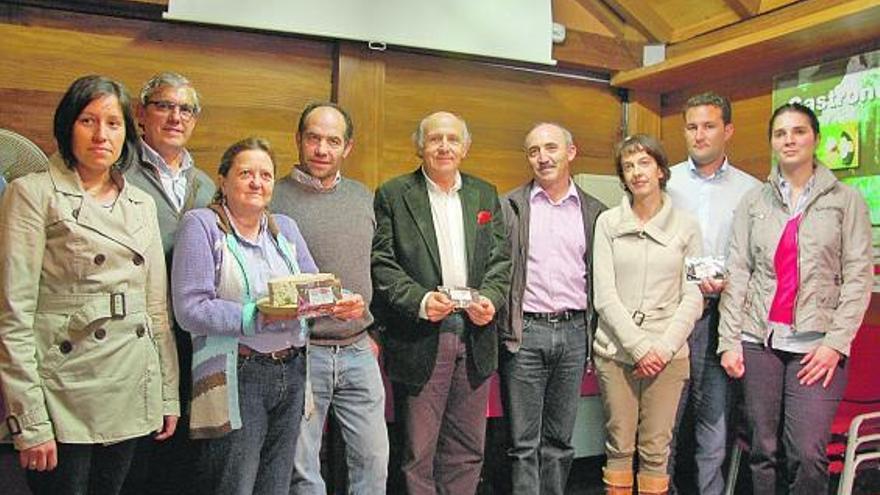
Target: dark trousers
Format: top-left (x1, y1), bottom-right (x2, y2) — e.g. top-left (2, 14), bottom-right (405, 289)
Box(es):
top-left (741, 341), bottom-right (847, 495)
top-left (397, 318), bottom-right (491, 495)
top-left (122, 324), bottom-right (197, 495)
top-left (499, 315), bottom-right (586, 495)
top-left (669, 300), bottom-right (730, 495)
top-left (26, 438), bottom-right (139, 495)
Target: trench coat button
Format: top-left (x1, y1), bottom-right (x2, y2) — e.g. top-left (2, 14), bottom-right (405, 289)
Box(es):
top-left (71, 208), bottom-right (80, 219)
top-left (136, 325), bottom-right (146, 337)
top-left (94, 254), bottom-right (106, 265)
top-left (94, 328), bottom-right (106, 340)
top-left (132, 254), bottom-right (144, 266)
top-left (59, 341), bottom-right (73, 354)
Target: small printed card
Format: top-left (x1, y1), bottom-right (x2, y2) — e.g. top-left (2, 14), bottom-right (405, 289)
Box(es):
top-left (438, 286), bottom-right (480, 309)
top-left (685, 256), bottom-right (726, 283)
top-left (297, 277), bottom-right (344, 318)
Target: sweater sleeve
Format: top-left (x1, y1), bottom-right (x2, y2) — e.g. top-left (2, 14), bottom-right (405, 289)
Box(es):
top-left (592, 211), bottom-right (652, 361)
top-left (172, 211), bottom-right (251, 337)
top-left (656, 216), bottom-right (704, 361)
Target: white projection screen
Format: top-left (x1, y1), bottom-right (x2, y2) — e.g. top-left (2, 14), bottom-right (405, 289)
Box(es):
top-left (164, 0), bottom-right (555, 65)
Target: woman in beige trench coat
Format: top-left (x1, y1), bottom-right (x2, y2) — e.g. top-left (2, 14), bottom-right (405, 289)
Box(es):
top-left (0, 75), bottom-right (179, 495)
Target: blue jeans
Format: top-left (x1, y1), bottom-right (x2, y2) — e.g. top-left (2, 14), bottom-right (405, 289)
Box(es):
top-left (198, 352), bottom-right (305, 495)
top-left (670, 301), bottom-right (729, 495)
top-left (290, 335), bottom-right (389, 495)
top-left (27, 438), bottom-right (139, 495)
top-left (499, 315), bottom-right (587, 495)
top-left (741, 341), bottom-right (847, 495)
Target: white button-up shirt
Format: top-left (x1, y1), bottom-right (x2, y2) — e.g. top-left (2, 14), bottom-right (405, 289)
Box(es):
top-left (667, 157), bottom-right (760, 259)
top-left (419, 168), bottom-right (468, 318)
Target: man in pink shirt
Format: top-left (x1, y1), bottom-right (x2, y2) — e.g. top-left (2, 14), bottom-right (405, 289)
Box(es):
top-left (498, 123), bottom-right (606, 494)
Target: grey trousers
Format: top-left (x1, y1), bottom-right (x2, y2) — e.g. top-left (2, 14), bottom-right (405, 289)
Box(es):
top-left (741, 341), bottom-right (847, 495)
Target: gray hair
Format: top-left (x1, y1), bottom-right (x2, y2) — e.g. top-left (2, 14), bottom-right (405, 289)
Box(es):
top-left (412, 112), bottom-right (471, 150)
top-left (140, 72), bottom-right (201, 114)
top-left (524, 122), bottom-right (574, 149)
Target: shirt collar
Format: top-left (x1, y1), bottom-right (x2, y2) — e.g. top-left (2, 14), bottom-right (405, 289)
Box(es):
top-left (687, 156), bottom-right (730, 181)
top-left (529, 179), bottom-right (580, 206)
top-left (291, 164), bottom-right (341, 192)
top-left (775, 168), bottom-right (816, 195)
top-left (222, 203), bottom-right (268, 246)
top-left (140, 138), bottom-right (193, 177)
top-left (422, 167), bottom-right (462, 194)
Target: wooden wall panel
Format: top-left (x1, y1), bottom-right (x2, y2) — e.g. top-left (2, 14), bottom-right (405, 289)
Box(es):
top-left (0, 4), bottom-right (334, 179)
top-left (0, 4), bottom-right (624, 195)
top-left (378, 51), bottom-right (622, 193)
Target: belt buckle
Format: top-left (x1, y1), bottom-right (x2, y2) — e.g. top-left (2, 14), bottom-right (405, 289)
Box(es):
top-left (110, 293), bottom-right (126, 318)
top-left (547, 312), bottom-right (562, 324)
top-left (269, 349), bottom-right (286, 361)
top-left (632, 310), bottom-right (645, 326)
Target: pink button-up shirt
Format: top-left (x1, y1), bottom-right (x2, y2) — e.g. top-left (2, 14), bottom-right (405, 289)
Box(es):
top-left (521, 181), bottom-right (588, 313)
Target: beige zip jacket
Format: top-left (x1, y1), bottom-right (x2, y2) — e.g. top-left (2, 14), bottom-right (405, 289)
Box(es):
top-left (592, 194), bottom-right (703, 364)
top-left (0, 157), bottom-right (179, 450)
top-left (718, 164), bottom-right (873, 357)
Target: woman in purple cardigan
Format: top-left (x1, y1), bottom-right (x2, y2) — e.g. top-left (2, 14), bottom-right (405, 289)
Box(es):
top-left (171, 137), bottom-right (364, 495)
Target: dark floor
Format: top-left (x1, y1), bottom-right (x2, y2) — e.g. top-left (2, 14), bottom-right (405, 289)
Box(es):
top-left (2, 422), bottom-right (879, 494)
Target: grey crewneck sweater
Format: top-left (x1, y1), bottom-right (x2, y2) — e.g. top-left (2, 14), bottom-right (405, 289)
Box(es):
top-left (270, 172), bottom-right (375, 345)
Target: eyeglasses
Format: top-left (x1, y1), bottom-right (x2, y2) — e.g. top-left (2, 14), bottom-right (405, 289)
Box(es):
top-left (146, 100), bottom-right (199, 121)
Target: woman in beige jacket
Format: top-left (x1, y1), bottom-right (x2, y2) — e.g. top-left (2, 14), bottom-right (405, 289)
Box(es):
top-left (592, 134), bottom-right (703, 495)
top-left (0, 75), bottom-right (179, 495)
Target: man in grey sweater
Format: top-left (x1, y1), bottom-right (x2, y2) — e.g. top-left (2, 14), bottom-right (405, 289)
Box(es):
top-left (272, 102), bottom-right (388, 495)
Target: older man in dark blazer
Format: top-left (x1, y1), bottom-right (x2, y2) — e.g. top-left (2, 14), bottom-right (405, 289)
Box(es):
top-left (372, 111), bottom-right (510, 495)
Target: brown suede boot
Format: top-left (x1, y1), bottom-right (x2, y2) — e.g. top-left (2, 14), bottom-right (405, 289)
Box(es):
top-left (636, 472), bottom-right (669, 495)
top-left (603, 468), bottom-right (634, 495)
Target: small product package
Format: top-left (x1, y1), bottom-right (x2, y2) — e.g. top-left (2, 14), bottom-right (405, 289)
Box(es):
top-left (438, 286), bottom-right (480, 310)
top-left (685, 256), bottom-right (726, 283)
top-left (263, 273), bottom-right (342, 317)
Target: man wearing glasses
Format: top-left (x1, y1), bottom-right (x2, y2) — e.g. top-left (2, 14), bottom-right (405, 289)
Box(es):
top-left (123, 72), bottom-right (215, 495)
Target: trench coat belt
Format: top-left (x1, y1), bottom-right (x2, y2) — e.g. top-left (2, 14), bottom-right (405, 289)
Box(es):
top-left (36, 292), bottom-right (148, 331)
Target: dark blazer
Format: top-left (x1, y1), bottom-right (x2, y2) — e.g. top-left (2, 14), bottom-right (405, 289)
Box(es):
top-left (371, 168), bottom-right (511, 390)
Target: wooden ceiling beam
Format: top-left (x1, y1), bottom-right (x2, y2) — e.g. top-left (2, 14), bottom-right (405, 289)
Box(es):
top-left (722, 0), bottom-right (763, 19)
top-left (553, 29), bottom-right (642, 71)
top-left (611, 0), bottom-right (880, 92)
top-left (571, 0), bottom-right (628, 40)
top-left (600, 0), bottom-right (674, 42)
top-left (668, 10), bottom-right (743, 43)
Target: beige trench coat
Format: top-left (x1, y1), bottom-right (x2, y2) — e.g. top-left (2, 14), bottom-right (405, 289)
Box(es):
top-left (0, 156), bottom-right (179, 450)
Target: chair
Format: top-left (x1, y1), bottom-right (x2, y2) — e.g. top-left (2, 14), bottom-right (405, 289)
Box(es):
top-left (0, 128), bottom-right (49, 182)
top-left (837, 411), bottom-right (880, 495)
top-left (724, 323), bottom-right (880, 494)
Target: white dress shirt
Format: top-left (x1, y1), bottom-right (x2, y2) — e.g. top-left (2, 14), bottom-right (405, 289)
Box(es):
top-left (419, 168), bottom-right (468, 318)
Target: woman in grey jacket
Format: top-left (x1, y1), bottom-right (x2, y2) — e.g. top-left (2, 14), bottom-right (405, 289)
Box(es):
top-left (593, 134), bottom-right (703, 495)
top-left (718, 103), bottom-right (873, 495)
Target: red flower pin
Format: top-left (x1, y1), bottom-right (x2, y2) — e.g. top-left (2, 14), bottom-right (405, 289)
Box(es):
top-left (477, 210), bottom-right (492, 225)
